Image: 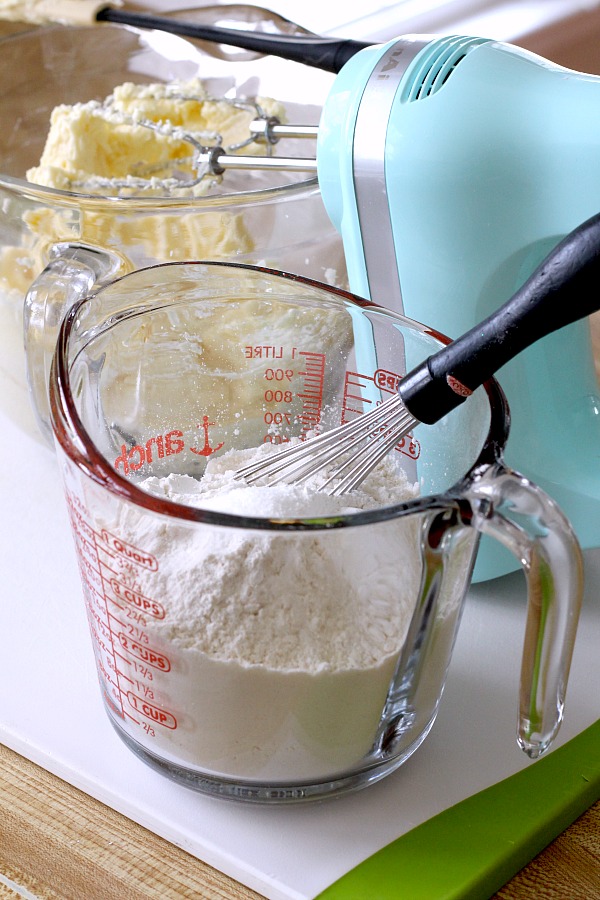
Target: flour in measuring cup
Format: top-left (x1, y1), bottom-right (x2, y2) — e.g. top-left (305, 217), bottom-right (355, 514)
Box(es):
top-left (110, 445), bottom-right (422, 781)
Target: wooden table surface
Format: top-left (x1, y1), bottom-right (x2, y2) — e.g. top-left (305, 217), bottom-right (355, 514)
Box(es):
top-left (0, 741), bottom-right (598, 900)
top-left (1, 9), bottom-right (600, 900)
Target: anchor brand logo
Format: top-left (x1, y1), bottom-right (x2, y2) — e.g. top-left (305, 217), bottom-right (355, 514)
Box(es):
top-left (113, 429), bottom-right (185, 474)
top-left (189, 416), bottom-right (224, 456)
top-left (112, 420), bottom-right (225, 472)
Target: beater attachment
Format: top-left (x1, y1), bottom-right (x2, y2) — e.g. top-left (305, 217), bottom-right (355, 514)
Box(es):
top-left (26, 80), bottom-right (313, 197)
top-left (198, 118), bottom-right (317, 177)
top-left (81, 97), bottom-right (290, 195)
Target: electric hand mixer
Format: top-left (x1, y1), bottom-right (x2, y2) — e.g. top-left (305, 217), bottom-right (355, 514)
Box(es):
top-left (144, 20), bottom-right (600, 581)
top-left (314, 33), bottom-right (600, 581)
top-left (15, 9), bottom-right (600, 578)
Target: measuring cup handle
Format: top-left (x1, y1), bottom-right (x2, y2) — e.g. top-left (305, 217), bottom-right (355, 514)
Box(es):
top-left (465, 464), bottom-right (584, 758)
top-left (24, 242), bottom-right (125, 446)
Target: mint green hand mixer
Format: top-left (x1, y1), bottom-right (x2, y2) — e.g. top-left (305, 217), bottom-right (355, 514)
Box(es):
top-left (37, 13), bottom-right (600, 580)
top-left (314, 33), bottom-right (600, 580)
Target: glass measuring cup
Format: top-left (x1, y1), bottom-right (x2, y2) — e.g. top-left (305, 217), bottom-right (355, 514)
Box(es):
top-left (0, 22), bottom-right (343, 443)
top-left (48, 262), bottom-right (582, 803)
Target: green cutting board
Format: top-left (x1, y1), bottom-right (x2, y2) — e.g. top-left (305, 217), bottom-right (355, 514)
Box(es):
top-left (317, 719), bottom-right (600, 900)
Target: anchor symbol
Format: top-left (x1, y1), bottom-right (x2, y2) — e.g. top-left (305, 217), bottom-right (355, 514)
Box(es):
top-left (190, 416), bottom-right (224, 456)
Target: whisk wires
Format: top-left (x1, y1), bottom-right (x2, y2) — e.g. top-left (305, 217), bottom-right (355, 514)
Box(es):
top-left (235, 394), bottom-right (416, 495)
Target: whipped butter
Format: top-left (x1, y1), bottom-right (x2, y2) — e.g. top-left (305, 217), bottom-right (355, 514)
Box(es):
top-left (0, 73), bottom-right (345, 446)
top-left (27, 79), bottom-right (286, 197)
top-left (0, 0), bottom-right (117, 25)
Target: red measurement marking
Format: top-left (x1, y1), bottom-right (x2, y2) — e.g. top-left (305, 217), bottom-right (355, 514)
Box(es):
top-left (96, 654), bottom-right (118, 687)
top-left (87, 604), bottom-right (111, 639)
top-left (297, 351), bottom-right (325, 439)
top-left (101, 683), bottom-right (126, 720)
top-left (113, 646), bottom-right (132, 668)
top-left (117, 633), bottom-right (171, 671)
top-left (340, 372), bottom-right (375, 422)
top-left (133, 662), bottom-right (154, 681)
top-left (109, 578), bottom-right (165, 619)
top-left (244, 345), bottom-right (287, 358)
top-left (134, 681), bottom-right (155, 700)
top-left (264, 367), bottom-right (294, 382)
top-left (341, 371), bottom-right (421, 460)
top-left (375, 368), bottom-right (401, 392)
top-left (78, 557), bottom-right (104, 598)
top-left (67, 490), bottom-right (144, 721)
top-left (127, 692), bottom-right (177, 729)
top-left (67, 489), bottom-right (175, 740)
top-left (394, 435), bottom-right (420, 460)
top-left (66, 495), bottom-right (95, 541)
top-left (101, 530), bottom-right (158, 571)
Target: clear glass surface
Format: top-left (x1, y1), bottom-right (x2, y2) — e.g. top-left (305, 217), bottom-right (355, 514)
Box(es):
top-left (0, 23), bottom-right (344, 440)
top-left (49, 263), bottom-right (582, 801)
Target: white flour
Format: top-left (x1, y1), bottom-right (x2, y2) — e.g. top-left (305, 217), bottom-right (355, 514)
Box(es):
top-left (104, 445), bottom-right (423, 782)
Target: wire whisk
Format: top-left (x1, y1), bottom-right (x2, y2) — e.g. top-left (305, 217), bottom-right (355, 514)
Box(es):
top-left (235, 212), bottom-right (600, 495)
top-left (235, 395), bottom-right (413, 495)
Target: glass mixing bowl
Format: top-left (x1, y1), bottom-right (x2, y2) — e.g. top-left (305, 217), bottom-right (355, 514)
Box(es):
top-left (0, 22), bottom-right (345, 441)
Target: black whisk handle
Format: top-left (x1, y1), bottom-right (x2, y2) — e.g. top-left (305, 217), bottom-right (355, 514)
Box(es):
top-left (96, 7), bottom-right (370, 73)
top-left (399, 211), bottom-right (600, 425)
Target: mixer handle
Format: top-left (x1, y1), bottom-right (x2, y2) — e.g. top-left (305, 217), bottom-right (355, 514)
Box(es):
top-left (96, 7), bottom-right (371, 73)
top-left (399, 212), bottom-right (600, 425)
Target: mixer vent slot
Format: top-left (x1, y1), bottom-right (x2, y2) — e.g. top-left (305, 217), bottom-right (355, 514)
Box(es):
top-left (406, 36), bottom-right (488, 101)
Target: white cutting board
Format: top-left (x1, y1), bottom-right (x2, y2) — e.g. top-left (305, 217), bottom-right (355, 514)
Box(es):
top-left (0, 406), bottom-right (599, 900)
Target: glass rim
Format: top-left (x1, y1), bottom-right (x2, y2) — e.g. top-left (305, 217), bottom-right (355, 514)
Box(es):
top-left (0, 169), bottom-right (321, 208)
top-left (50, 260), bottom-right (510, 531)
